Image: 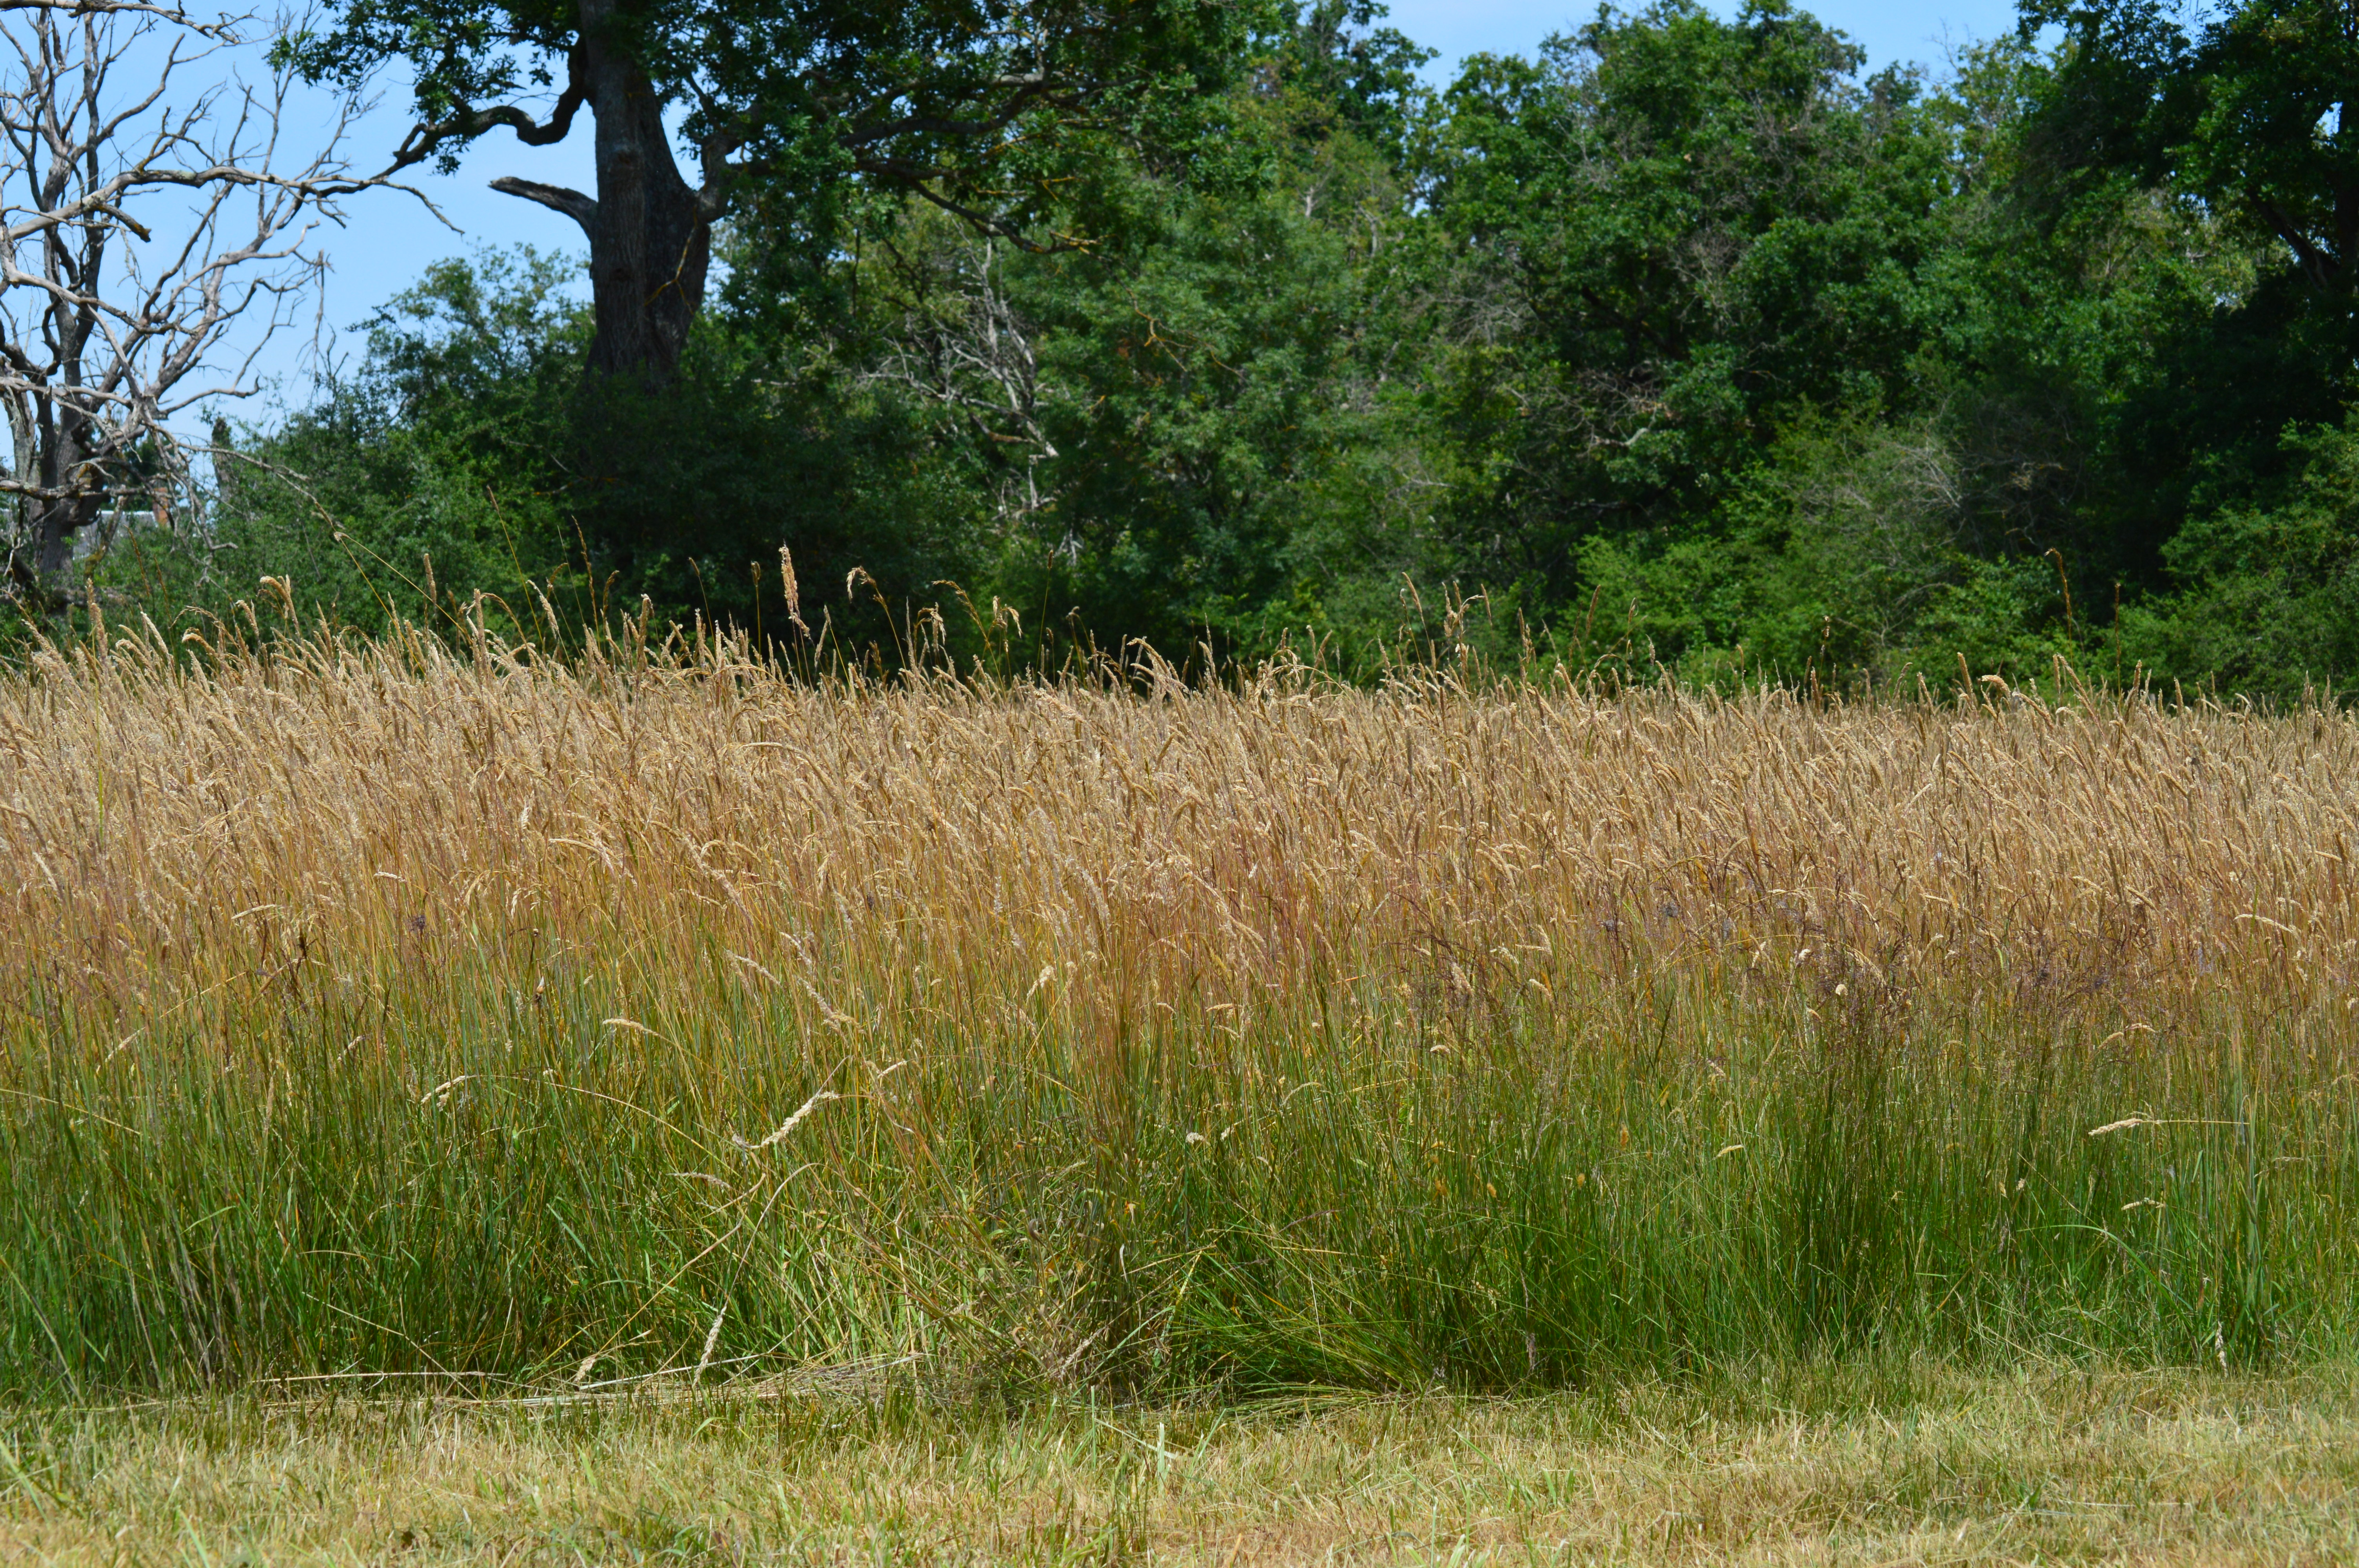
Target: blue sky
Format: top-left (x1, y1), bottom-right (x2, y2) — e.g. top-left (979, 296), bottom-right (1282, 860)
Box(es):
top-left (250, 0), bottom-right (2026, 410)
top-left (1390, 0), bottom-right (2022, 78)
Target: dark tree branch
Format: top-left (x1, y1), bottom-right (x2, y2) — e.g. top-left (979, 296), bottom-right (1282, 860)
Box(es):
top-left (0, 0), bottom-right (234, 35)
top-left (2255, 196), bottom-right (2341, 288)
top-left (855, 161), bottom-right (1067, 254)
top-left (490, 174), bottom-right (597, 231)
top-left (691, 109), bottom-right (743, 219)
top-left (381, 46), bottom-right (587, 176)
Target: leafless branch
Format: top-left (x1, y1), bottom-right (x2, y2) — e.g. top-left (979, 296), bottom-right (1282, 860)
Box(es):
top-left (489, 173), bottom-right (595, 231)
top-left (865, 223), bottom-right (1067, 534)
top-left (0, 6), bottom-right (396, 608)
top-left (0, 0), bottom-right (241, 41)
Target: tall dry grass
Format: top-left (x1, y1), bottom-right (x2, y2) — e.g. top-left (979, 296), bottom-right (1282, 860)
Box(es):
top-left (1, 619), bottom-right (2355, 1394)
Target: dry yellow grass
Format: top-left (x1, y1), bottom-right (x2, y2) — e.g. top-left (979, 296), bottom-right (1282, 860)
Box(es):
top-left (4, 626), bottom-right (2355, 1041)
top-left (4, 1371), bottom-right (2356, 1564)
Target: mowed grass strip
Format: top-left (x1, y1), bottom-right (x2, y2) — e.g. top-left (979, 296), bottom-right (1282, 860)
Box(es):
top-left (0, 622), bottom-right (2355, 1392)
top-left (3, 1371), bottom-right (2357, 1564)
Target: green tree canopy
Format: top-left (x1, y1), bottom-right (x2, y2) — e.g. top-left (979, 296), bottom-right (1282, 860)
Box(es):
top-left (1418, 1), bottom-right (1952, 602)
top-left (284, 0), bottom-right (1266, 384)
top-left (2024, 0), bottom-right (2359, 293)
top-left (125, 0), bottom-right (2356, 700)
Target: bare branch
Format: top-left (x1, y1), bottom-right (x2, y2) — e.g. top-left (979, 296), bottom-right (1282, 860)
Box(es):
top-left (863, 227), bottom-right (1066, 532)
top-left (0, 0), bottom-right (241, 41)
top-left (0, 6), bottom-right (369, 609)
top-left (489, 173), bottom-right (595, 232)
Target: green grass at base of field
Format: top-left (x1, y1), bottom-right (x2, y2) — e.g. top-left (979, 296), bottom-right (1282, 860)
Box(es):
top-left (4, 947), bottom-right (2353, 1397)
top-left (5, 1368), bottom-right (2357, 1564)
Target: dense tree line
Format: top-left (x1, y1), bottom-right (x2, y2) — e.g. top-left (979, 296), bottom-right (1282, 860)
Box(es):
top-left (93, 0), bottom-right (2359, 694)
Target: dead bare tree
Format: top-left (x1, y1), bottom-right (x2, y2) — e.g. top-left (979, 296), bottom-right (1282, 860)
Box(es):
top-left (0, 5), bottom-right (383, 611)
top-left (0, 2), bottom-right (227, 27)
top-left (868, 220), bottom-right (1065, 533)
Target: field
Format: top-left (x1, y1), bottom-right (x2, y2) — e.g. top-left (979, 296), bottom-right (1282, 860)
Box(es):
top-left (6, 1372), bottom-right (2359, 1563)
top-left (2, 621), bottom-right (2356, 1556)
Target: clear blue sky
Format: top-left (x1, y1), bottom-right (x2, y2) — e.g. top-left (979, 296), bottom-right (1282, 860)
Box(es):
top-left (249, 0), bottom-right (2027, 412)
top-left (1390, 0), bottom-right (2022, 78)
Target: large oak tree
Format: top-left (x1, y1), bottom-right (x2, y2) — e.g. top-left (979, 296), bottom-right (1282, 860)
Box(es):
top-left (286, 0), bottom-right (1258, 384)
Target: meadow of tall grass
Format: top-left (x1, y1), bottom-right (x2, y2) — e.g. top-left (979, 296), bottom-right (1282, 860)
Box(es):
top-left (2, 613), bottom-right (2355, 1398)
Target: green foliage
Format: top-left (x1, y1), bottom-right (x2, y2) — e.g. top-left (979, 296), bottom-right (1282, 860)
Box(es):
top-left (179, 249), bottom-right (963, 653)
top-left (1418, 3), bottom-right (1951, 581)
top-left (131, 0), bottom-right (2359, 697)
top-left (2126, 416), bottom-right (2359, 697)
top-left (837, 2), bottom-right (1465, 671)
top-left (185, 250), bottom-right (585, 638)
top-left (2023, 0), bottom-right (2359, 294)
top-left (283, 0), bottom-right (1268, 252)
top-left (882, 176), bottom-right (1399, 661)
top-left (3, 926), bottom-right (2351, 1396)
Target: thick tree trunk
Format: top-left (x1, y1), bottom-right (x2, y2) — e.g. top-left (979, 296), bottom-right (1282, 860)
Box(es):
top-left (31, 499), bottom-right (76, 582)
top-left (20, 425), bottom-right (97, 602)
top-left (580, 31), bottom-right (708, 382)
top-left (493, 0), bottom-right (712, 385)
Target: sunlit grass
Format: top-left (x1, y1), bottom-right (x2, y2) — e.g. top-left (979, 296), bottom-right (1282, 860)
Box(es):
top-left (7, 1370), bottom-right (2359, 1564)
top-left (0, 616), bottom-right (2354, 1396)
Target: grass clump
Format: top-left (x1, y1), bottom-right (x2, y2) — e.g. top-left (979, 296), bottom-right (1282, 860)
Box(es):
top-left (0, 621), bottom-right (2355, 1397)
